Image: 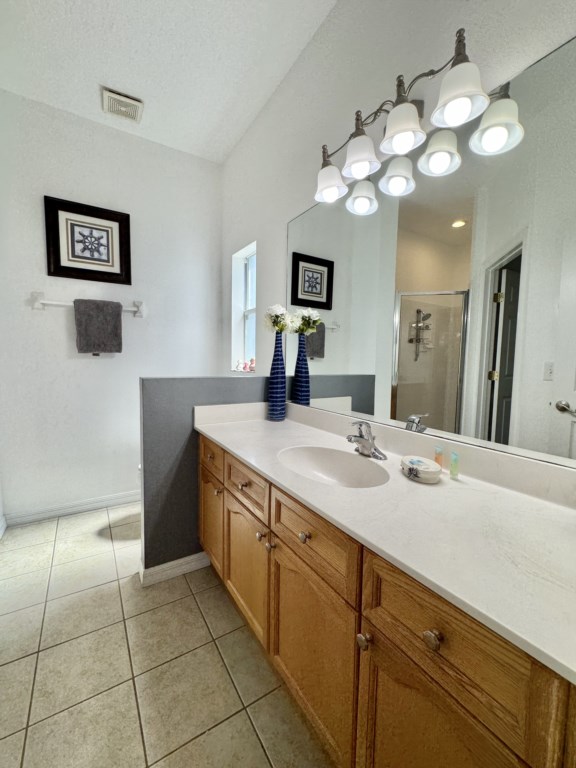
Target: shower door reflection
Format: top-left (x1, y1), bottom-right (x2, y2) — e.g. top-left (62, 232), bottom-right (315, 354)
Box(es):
top-left (392, 291), bottom-right (469, 433)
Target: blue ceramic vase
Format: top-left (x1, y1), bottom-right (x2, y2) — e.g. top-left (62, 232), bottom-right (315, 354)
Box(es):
top-left (268, 331), bottom-right (286, 421)
top-left (292, 333), bottom-right (310, 406)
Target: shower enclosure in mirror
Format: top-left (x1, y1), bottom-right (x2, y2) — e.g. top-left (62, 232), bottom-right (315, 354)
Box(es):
top-left (392, 291), bottom-right (468, 434)
top-left (286, 35), bottom-right (576, 467)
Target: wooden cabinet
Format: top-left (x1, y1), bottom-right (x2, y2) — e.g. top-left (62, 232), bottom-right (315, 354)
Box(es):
top-left (362, 551), bottom-right (569, 768)
top-left (564, 687), bottom-right (576, 768)
top-left (225, 453), bottom-right (270, 525)
top-left (269, 535), bottom-right (359, 767)
top-left (198, 437), bottom-right (573, 768)
top-left (223, 491), bottom-right (270, 648)
top-left (199, 465), bottom-right (224, 577)
top-left (356, 620), bottom-right (528, 768)
top-left (199, 436), bottom-right (224, 481)
top-left (271, 486), bottom-right (361, 607)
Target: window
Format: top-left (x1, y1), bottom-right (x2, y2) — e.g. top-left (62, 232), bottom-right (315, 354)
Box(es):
top-left (231, 242), bottom-right (256, 372)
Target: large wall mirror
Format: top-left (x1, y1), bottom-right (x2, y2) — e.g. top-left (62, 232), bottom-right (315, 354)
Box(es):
top-left (286, 36), bottom-right (576, 467)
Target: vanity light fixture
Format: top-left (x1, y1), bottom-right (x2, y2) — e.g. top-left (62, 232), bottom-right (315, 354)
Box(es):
top-left (380, 76), bottom-right (427, 156)
top-left (378, 157), bottom-right (416, 197)
top-left (430, 29), bottom-right (489, 128)
top-left (314, 145), bottom-right (348, 203)
top-left (345, 179), bottom-right (379, 215)
top-left (314, 29), bottom-right (524, 215)
top-left (469, 82), bottom-right (525, 155)
top-left (418, 130), bottom-right (461, 176)
top-left (342, 111), bottom-right (382, 179)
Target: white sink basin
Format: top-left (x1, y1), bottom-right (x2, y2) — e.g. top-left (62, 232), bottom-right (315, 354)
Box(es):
top-left (277, 446), bottom-right (389, 488)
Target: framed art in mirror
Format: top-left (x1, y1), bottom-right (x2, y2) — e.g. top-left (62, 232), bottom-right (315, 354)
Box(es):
top-left (291, 252), bottom-right (333, 310)
top-left (44, 196), bottom-right (131, 285)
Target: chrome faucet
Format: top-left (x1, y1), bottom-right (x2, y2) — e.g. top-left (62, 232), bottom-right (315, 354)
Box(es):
top-left (405, 414), bottom-right (428, 432)
top-left (346, 421), bottom-right (387, 460)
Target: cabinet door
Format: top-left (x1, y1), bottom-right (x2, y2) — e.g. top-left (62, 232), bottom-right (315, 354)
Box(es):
top-left (223, 491), bottom-right (270, 648)
top-left (270, 537), bottom-right (358, 767)
top-left (199, 466), bottom-right (224, 577)
top-left (356, 620), bottom-right (527, 768)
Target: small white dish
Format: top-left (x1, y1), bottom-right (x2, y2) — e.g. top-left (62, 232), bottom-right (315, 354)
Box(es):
top-left (400, 456), bottom-right (442, 484)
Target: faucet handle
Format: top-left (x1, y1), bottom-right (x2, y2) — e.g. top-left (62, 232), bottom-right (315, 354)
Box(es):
top-left (351, 420), bottom-right (372, 438)
top-left (407, 413), bottom-right (429, 423)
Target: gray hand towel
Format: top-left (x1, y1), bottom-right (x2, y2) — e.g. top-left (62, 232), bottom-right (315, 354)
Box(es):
top-left (73, 299), bottom-right (123, 354)
top-left (306, 322), bottom-right (325, 359)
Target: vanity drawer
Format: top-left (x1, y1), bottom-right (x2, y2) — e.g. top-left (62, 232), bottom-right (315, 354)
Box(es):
top-left (225, 454), bottom-right (270, 526)
top-left (362, 551), bottom-right (568, 768)
top-left (199, 436), bottom-right (224, 482)
top-left (271, 486), bottom-right (361, 608)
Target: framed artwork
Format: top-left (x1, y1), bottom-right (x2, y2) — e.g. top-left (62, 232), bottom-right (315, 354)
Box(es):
top-left (44, 196), bottom-right (131, 284)
top-left (290, 252), bottom-right (334, 310)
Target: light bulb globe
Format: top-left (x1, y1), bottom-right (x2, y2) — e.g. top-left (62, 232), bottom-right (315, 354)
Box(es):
top-left (350, 160), bottom-right (371, 180)
top-left (443, 96), bottom-right (472, 127)
top-left (428, 151), bottom-right (451, 175)
top-left (391, 131), bottom-right (416, 155)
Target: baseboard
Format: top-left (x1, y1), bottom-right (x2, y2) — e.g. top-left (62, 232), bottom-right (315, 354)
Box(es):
top-left (140, 551), bottom-right (210, 586)
top-left (5, 490), bottom-right (141, 526)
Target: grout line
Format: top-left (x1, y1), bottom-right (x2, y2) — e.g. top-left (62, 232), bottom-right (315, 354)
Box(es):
top-left (120, 588), bottom-right (193, 621)
top-left (0, 561), bottom-right (54, 583)
top-left (245, 704), bottom-right (275, 768)
top-left (25, 677), bottom-right (133, 729)
top-left (46, 574), bottom-right (118, 604)
top-left (212, 636), bottom-right (276, 768)
top-left (113, 551), bottom-right (150, 768)
top-left (20, 522), bottom-right (59, 768)
top-left (132, 637), bottom-right (216, 679)
top-left (36, 618), bottom-right (126, 654)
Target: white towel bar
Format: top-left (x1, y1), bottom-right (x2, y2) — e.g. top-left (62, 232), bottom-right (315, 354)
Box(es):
top-left (30, 292), bottom-right (144, 318)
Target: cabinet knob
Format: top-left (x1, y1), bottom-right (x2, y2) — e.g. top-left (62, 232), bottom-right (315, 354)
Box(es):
top-left (356, 633), bottom-right (373, 651)
top-left (256, 531), bottom-right (265, 542)
top-left (422, 629), bottom-right (444, 652)
top-left (238, 481), bottom-right (249, 491)
top-left (265, 541), bottom-right (277, 553)
top-left (207, 453), bottom-right (214, 461)
top-left (213, 488), bottom-right (223, 496)
top-left (298, 531), bottom-right (312, 544)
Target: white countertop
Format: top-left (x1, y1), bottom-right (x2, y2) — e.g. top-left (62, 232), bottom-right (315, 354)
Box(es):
top-left (195, 410), bottom-right (576, 685)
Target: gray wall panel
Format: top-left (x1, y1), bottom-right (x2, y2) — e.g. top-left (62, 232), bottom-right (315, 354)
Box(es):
top-left (140, 375), bottom-right (374, 568)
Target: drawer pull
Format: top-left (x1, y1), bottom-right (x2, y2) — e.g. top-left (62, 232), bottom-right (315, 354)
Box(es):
top-left (422, 629), bottom-right (444, 652)
top-left (256, 531), bottom-right (265, 542)
top-left (298, 531), bottom-right (312, 544)
top-left (265, 541), bottom-right (277, 552)
top-left (356, 633), bottom-right (373, 651)
top-left (207, 453), bottom-right (215, 461)
top-left (213, 488), bottom-right (223, 496)
top-left (237, 481), bottom-right (249, 491)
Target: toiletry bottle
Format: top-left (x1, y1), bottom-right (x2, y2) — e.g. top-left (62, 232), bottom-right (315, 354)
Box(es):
top-left (450, 451), bottom-right (459, 480)
top-left (434, 446), bottom-right (443, 468)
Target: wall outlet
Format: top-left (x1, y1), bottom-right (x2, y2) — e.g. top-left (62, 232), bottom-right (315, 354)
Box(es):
top-left (543, 361), bottom-right (554, 381)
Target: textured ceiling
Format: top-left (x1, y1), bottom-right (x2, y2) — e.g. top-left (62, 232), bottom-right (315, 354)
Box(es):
top-left (0, 0), bottom-right (337, 162)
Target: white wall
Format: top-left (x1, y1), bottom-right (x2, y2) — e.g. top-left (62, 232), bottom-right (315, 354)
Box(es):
top-left (222, 0), bottom-right (576, 385)
top-left (0, 90), bottom-right (222, 522)
top-left (462, 39), bottom-right (576, 455)
top-left (396, 229), bottom-right (470, 292)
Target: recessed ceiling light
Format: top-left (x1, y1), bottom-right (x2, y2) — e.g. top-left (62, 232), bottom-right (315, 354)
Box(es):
top-left (451, 219), bottom-right (467, 228)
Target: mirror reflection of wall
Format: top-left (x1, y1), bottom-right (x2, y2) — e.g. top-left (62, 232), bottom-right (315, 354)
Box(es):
top-left (286, 36), bottom-right (576, 465)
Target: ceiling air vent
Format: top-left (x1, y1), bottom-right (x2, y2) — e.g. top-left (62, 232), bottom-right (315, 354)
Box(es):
top-left (101, 87), bottom-right (143, 123)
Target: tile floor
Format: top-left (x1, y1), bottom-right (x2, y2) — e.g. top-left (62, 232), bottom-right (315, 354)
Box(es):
top-left (0, 504), bottom-right (334, 767)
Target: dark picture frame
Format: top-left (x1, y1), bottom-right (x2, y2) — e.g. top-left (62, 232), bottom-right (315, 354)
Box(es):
top-left (290, 252), bottom-right (334, 310)
top-left (44, 196), bottom-right (131, 285)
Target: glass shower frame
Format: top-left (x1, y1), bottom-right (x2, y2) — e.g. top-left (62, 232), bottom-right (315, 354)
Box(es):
top-left (391, 290), bottom-right (469, 434)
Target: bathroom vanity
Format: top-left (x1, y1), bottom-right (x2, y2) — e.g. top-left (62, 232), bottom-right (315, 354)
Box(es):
top-left (195, 403), bottom-right (576, 768)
